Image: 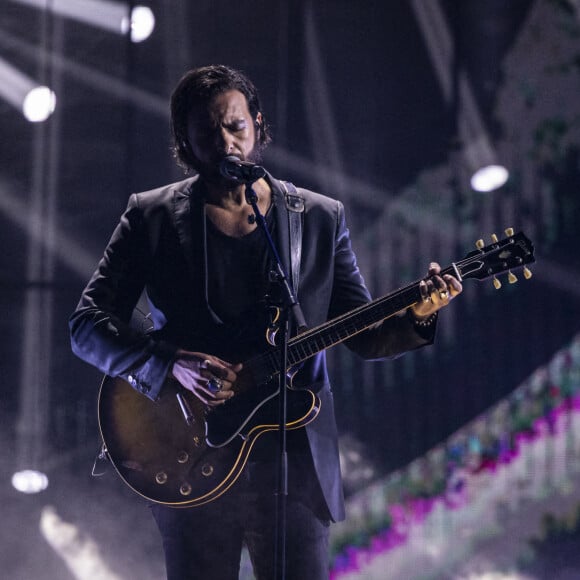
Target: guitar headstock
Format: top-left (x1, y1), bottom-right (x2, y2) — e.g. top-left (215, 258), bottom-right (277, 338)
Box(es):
top-left (454, 229), bottom-right (535, 287)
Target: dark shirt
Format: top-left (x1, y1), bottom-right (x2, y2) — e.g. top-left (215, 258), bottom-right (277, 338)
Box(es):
top-left (206, 215), bottom-right (272, 323)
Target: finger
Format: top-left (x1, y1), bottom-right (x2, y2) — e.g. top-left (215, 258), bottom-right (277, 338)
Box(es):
top-left (428, 262), bottom-right (441, 276)
top-left (215, 389), bottom-right (234, 401)
top-left (419, 280), bottom-right (431, 302)
top-left (200, 393), bottom-right (226, 407)
top-left (177, 356), bottom-right (212, 381)
top-left (204, 375), bottom-right (236, 397)
top-left (208, 364), bottom-right (241, 384)
top-left (201, 359), bottom-right (222, 380)
top-left (202, 358), bottom-right (223, 378)
top-left (192, 390), bottom-right (212, 405)
top-left (430, 274), bottom-right (452, 299)
top-left (430, 288), bottom-right (447, 303)
top-left (206, 397), bottom-right (229, 407)
top-left (194, 384), bottom-right (231, 405)
top-left (207, 376), bottom-right (236, 396)
top-left (443, 274), bottom-right (462, 296)
top-left (198, 383), bottom-right (229, 402)
top-left (212, 357), bottom-right (243, 376)
top-left (206, 376), bottom-right (222, 392)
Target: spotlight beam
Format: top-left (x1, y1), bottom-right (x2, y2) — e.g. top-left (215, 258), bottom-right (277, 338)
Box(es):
top-left (0, 179), bottom-right (98, 280)
top-left (0, 56), bottom-right (55, 121)
top-left (12, 0), bottom-right (128, 34)
top-left (303, 5), bottom-right (346, 204)
top-left (9, 0), bottom-right (155, 42)
top-left (40, 507), bottom-right (123, 580)
top-left (0, 29), bottom-right (165, 116)
top-left (410, 0), bottom-right (505, 180)
top-left (0, 56), bottom-right (38, 106)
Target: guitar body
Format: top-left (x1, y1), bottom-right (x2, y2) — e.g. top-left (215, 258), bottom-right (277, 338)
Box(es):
top-left (98, 375), bottom-right (320, 507)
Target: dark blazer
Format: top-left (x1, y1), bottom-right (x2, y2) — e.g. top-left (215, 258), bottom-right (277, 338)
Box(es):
top-left (70, 174), bottom-right (434, 522)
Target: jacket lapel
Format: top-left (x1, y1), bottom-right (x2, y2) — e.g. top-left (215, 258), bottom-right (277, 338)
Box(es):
top-left (172, 177), bottom-right (207, 305)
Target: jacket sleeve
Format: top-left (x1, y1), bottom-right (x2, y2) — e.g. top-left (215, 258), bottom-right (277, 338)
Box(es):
top-left (69, 194), bottom-right (178, 401)
top-left (328, 200), bottom-right (436, 360)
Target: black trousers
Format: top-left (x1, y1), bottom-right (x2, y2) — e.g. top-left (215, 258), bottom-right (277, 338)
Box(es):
top-left (150, 461), bottom-right (331, 580)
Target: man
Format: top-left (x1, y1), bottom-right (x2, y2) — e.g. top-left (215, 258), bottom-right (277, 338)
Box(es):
top-left (70, 64), bottom-right (461, 579)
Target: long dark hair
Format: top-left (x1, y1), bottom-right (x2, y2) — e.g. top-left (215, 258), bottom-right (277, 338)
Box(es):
top-left (170, 64), bottom-right (271, 172)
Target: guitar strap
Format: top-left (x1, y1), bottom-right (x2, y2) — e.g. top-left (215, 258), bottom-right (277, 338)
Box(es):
top-left (280, 181), bottom-right (304, 297)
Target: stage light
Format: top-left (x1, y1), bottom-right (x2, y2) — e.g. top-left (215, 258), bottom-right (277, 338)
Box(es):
top-left (0, 56), bottom-right (56, 122)
top-left (22, 85), bottom-right (56, 122)
top-left (470, 164), bottom-right (509, 193)
top-left (11, 469), bottom-right (49, 494)
top-left (10, 0), bottom-right (155, 42)
top-left (122, 6), bottom-right (155, 43)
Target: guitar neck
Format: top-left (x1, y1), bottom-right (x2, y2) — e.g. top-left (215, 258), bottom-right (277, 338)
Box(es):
top-left (288, 278), bottom-right (428, 365)
top-left (247, 265), bottom-right (455, 381)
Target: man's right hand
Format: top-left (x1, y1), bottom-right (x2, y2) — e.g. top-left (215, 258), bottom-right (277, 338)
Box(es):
top-left (171, 350), bottom-right (242, 406)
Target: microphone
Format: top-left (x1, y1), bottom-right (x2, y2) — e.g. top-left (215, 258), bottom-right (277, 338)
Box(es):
top-left (219, 156), bottom-right (266, 183)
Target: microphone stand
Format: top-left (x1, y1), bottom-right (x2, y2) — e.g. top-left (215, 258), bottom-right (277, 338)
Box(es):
top-left (244, 179), bottom-right (306, 580)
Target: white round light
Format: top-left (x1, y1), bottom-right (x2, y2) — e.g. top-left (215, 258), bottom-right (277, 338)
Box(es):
top-left (121, 6), bottom-right (155, 43)
top-left (470, 164), bottom-right (509, 193)
top-left (12, 469), bottom-right (49, 494)
top-left (22, 86), bottom-right (56, 123)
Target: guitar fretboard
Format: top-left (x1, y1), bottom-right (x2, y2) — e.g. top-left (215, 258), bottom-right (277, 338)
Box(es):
top-left (245, 272), bottom-right (446, 383)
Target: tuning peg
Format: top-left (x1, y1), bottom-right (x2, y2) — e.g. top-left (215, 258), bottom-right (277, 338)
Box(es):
top-left (491, 233), bottom-right (499, 243)
top-left (508, 271), bottom-right (518, 284)
top-left (505, 227), bottom-right (514, 237)
top-left (523, 267), bottom-right (532, 280)
top-left (493, 277), bottom-right (502, 290)
top-left (476, 239), bottom-right (484, 250)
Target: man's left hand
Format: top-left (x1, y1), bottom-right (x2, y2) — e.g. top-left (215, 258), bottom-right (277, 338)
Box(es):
top-left (410, 262), bottom-right (462, 319)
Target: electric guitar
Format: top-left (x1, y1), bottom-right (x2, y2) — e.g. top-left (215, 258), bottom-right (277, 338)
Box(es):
top-left (98, 230), bottom-right (535, 507)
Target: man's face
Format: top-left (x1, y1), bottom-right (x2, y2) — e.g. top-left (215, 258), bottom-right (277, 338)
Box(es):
top-left (186, 89), bottom-right (262, 184)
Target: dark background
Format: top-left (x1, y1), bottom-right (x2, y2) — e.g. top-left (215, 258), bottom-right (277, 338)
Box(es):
top-left (0, 0), bottom-right (579, 577)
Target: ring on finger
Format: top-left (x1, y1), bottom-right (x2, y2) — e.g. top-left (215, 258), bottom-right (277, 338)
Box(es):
top-left (439, 290), bottom-right (448, 300)
top-left (207, 377), bottom-right (224, 393)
